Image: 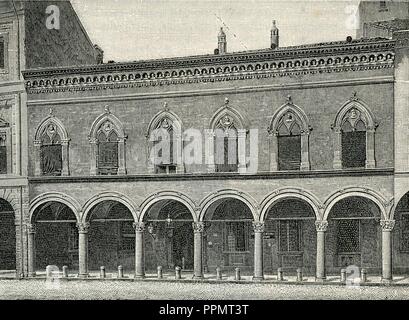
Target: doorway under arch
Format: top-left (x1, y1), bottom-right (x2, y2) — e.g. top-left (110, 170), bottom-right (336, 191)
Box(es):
top-left (0, 198), bottom-right (16, 276)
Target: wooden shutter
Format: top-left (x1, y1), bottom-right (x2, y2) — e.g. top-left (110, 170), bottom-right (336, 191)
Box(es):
top-left (0, 146), bottom-right (6, 174)
top-left (341, 131), bottom-right (366, 168)
top-left (40, 145), bottom-right (62, 175)
top-left (278, 135), bottom-right (301, 170)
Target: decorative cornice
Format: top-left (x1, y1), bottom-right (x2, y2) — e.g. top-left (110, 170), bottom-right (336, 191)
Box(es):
top-left (23, 38), bottom-right (396, 94)
top-left (27, 168), bottom-right (394, 184)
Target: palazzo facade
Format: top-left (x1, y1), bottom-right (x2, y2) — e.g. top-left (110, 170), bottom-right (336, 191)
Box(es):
top-left (1, 0), bottom-right (409, 282)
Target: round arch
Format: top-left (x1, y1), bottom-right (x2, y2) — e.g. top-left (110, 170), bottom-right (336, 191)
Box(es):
top-left (82, 192), bottom-right (139, 223)
top-left (139, 191), bottom-right (198, 223)
top-left (29, 192), bottom-right (82, 223)
top-left (260, 188), bottom-right (323, 222)
top-left (199, 189), bottom-right (258, 222)
top-left (323, 187), bottom-right (388, 221)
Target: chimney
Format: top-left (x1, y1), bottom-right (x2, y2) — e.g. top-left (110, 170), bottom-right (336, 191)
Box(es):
top-left (270, 20), bottom-right (279, 49)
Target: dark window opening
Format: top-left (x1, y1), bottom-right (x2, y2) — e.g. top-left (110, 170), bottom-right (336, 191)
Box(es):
top-left (341, 131), bottom-right (366, 168)
top-left (41, 145), bottom-right (62, 176)
top-left (279, 220), bottom-right (301, 252)
top-left (0, 39), bottom-right (4, 69)
top-left (379, 1), bottom-right (388, 11)
top-left (0, 145), bottom-right (6, 174)
top-left (401, 214), bottom-right (409, 252)
top-left (120, 221), bottom-right (135, 251)
top-left (224, 222), bottom-right (249, 252)
top-left (278, 135), bottom-right (301, 171)
top-left (155, 164), bottom-right (177, 174)
top-left (337, 220), bottom-right (360, 253)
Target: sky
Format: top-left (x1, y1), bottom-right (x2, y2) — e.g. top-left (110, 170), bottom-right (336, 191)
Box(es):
top-left (70, 0), bottom-right (362, 62)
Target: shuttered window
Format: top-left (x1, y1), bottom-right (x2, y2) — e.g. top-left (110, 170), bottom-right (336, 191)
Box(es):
top-left (97, 131), bottom-right (118, 175)
top-left (41, 131), bottom-right (62, 176)
top-left (278, 135), bottom-right (301, 171)
top-left (0, 146), bottom-right (6, 174)
top-left (215, 136), bottom-right (238, 173)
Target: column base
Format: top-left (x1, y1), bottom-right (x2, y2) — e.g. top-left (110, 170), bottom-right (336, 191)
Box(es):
top-left (28, 272), bottom-right (36, 278)
top-left (252, 276), bottom-right (264, 282)
top-left (78, 273), bottom-right (89, 279)
top-left (134, 274), bottom-right (145, 280)
top-left (315, 277), bottom-right (326, 283)
top-left (381, 277), bottom-right (393, 284)
top-left (193, 274), bottom-right (204, 280)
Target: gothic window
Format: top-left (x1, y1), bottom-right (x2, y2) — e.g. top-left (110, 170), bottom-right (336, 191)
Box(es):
top-left (332, 98), bottom-right (376, 170)
top-left (34, 114), bottom-right (69, 176)
top-left (89, 108), bottom-right (127, 175)
top-left (147, 109), bottom-right (184, 174)
top-left (341, 110), bottom-right (367, 168)
top-left (0, 37), bottom-right (4, 69)
top-left (215, 116), bottom-right (238, 173)
top-left (278, 220), bottom-right (302, 252)
top-left (152, 118), bottom-right (177, 174)
top-left (97, 121), bottom-right (119, 175)
top-left (209, 102), bottom-right (247, 173)
top-left (224, 222), bottom-right (249, 252)
top-left (0, 132), bottom-right (7, 174)
top-left (400, 214), bottom-right (409, 252)
top-left (40, 123), bottom-right (62, 176)
top-left (269, 98), bottom-right (311, 171)
top-left (277, 112), bottom-right (302, 171)
top-left (336, 220), bottom-right (360, 253)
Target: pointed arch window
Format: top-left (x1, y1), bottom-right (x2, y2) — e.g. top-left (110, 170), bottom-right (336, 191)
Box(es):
top-left (332, 99), bottom-right (377, 169)
top-left (40, 124), bottom-right (62, 175)
top-left (0, 118), bottom-right (11, 174)
top-left (146, 109), bottom-right (184, 174)
top-left (208, 102), bottom-right (247, 174)
top-left (268, 99), bottom-right (311, 171)
top-left (34, 114), bottom-right (69, 176)
top-left (89, 109), bottom-right (127, 175)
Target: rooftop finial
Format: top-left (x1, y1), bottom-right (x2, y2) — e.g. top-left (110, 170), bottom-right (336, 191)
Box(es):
top-left (104, 105), bottom-right (110, 113)
top-left (225, 97), bottom-right (229, 105)
top-left (287, 95), bottom-right (292, 104)
top-left (49, 108), bottom-right (53, 116)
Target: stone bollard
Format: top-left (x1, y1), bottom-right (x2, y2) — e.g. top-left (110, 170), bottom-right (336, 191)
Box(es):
top-left (277, 268), bottom-right (284, 281)
top-left (157, 266), bottom-right (163, 279)
top-left (235, 268), bottom-right (241, 281)
top-left (216, 267), bottom-right (222, 280)
top-left (175, 266), bottom-right (182, 280)
top-left (296, 268), bottom-right (303, 282)
top-left (118, 265), bottom-right (123, 279)
top-left (361, 268), bottom-right (367, 283)
top-left (62, 266), bottom-right (68, 278)
top-left (340, 269), bottom-right (347, 282)
top-left (100, 266), bottom-right (106, 279)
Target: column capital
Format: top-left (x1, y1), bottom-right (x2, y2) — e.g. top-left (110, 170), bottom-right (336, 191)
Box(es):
top-left (315, 220), bottom-right (328, 232)
top-left (252, 222), bottom-right (265, 233)
top-left (192, 222), bottom-right (204, 233)
top-left (26, 223), bottom-right (36, 234)
top-left (380, 220), bottom-right (395, 231)
top-left (76, 222), bottom-right (90, 234)
top-left (133, 221), bottom-right (145, 232)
